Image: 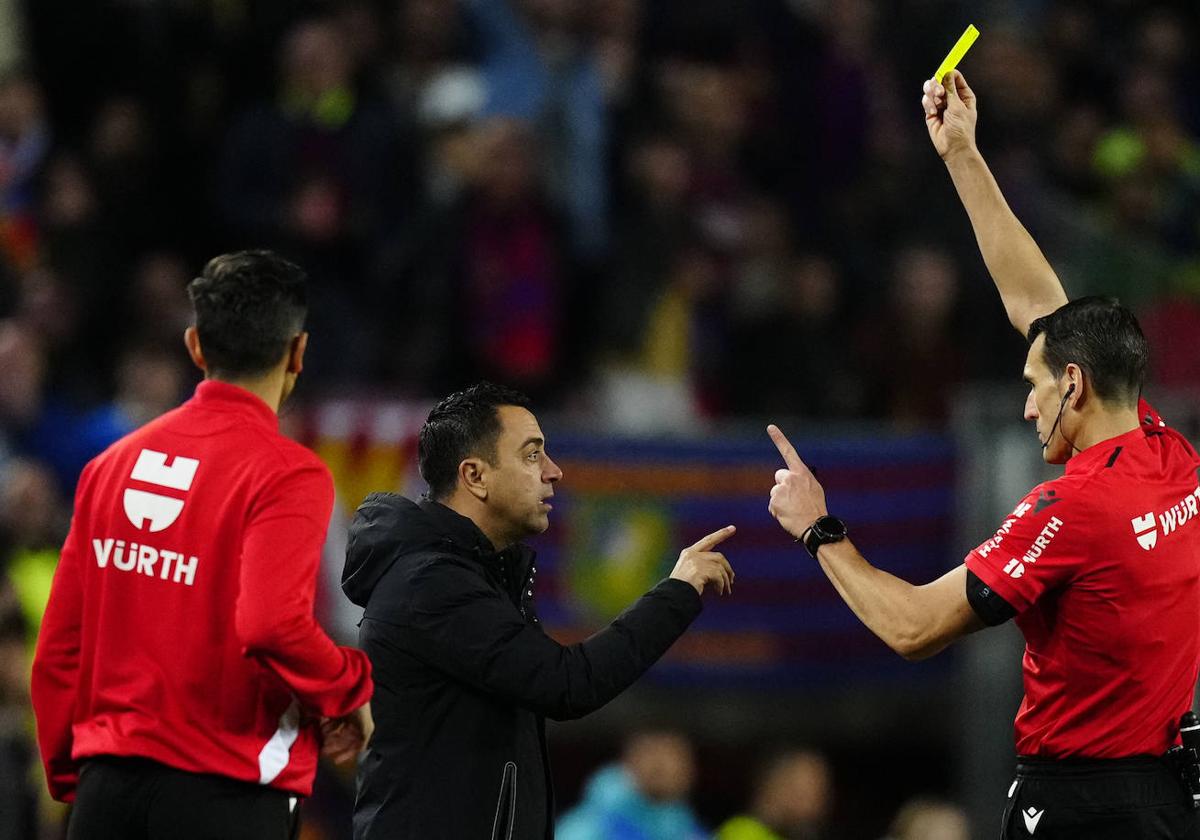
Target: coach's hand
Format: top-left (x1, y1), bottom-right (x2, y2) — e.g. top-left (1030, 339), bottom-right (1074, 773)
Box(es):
top-left (767, 425), bottom-right (828, 541)
top-left (670, 526), bottom-right (736, 596)
top-left (922, 69), bottom-right (978, 161)
top-left (320, 701), bottom-right (374, 765)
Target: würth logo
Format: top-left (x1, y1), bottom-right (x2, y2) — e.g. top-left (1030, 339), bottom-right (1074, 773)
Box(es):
top-left (1131, 512), bottom-right (1157, 551)
top-left (123, 449), bottom-right (199, 532)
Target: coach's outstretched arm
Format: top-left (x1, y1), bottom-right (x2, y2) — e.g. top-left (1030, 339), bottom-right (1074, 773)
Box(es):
top-left (923, 70), bottom-right (1067, 336)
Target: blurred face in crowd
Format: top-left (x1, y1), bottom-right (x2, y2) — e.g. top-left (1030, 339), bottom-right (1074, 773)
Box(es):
top-left (473, 119), bottom-right (537, 206)
top-left (0, 320), bottom-right (44, 424)
top-left (117, 349), bottom-right (186, 426)
top-left (283, 21), bottom-right (353, 97)
top-left (0, 459), bottom-right (62, 547)
top-left (890, 246), bottom-right (958, 331)
top-left (629, 137), bottom-right (690, 208)
top-left (788, 256), bottom-right (839, 321)
top-left (890, 800), bottom-right (970, 840)
top-left (399, 0), bottom-right (460, 59)
top-left (901, 807), bottom-right (969, 840)
top-left (91, 97), bottom-right (151, 164)
top-left (0, 77), bottom-right (44, 141)
top-left (477, 405), bottom-right (561, 546)
top-left (755, 751), bottom-right (832, 832)
top-left (624, 732), bottom-right (696, 803)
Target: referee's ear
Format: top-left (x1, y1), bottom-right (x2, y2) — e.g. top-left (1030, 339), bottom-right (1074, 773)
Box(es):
top-left (184, 326), bottom-right (208, 374)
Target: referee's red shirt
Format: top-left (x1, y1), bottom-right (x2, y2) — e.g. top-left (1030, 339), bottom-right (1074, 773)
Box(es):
top-left (31, 381), bottom-right (372, 801)
top-left (966, 400), bottom-right (1200, 758)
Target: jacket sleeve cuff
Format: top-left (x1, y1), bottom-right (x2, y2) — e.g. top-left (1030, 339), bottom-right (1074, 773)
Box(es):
top-left (654, 578), bottom-right (704, 615)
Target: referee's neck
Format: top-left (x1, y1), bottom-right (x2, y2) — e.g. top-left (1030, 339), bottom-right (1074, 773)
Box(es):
top-left (1073, 404), bottom-right (1141, 453)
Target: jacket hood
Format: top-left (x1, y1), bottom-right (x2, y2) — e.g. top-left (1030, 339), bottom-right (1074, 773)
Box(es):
top-left (341, 493), bottom-right (494, 606)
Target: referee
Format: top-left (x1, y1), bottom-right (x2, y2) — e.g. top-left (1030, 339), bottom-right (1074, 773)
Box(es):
top-left (32, 251), bottom-right (374, 839)
top-left (765, 73), bottom-right (1200, 839)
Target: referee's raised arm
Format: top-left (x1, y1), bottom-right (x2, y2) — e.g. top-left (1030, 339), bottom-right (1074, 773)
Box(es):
top-left (922, 70), bottom-right (1068, 336)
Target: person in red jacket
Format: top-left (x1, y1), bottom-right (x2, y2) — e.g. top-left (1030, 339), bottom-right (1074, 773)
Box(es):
top-left (31, 250), bottom-right (373, 840)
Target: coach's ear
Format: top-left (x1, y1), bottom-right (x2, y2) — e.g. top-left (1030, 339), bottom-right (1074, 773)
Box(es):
top-left (459, 457), bottom-right (488, 502)
top-left (184, 326), bottom-right (207, 374)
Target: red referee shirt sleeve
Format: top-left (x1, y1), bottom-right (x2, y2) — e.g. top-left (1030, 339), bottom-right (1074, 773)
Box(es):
top-left (964, 482), bottom-right (1088, 614)
top-left (30, 466), bottom-right (93, 802)
top-left (236, 460), bottom-right (372, 718)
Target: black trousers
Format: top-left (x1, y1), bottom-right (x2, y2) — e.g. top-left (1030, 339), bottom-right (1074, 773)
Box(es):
top-left (1001, 756), bottom-right (1200, 839)
top-left (68, 756), bottom-right (300, 840)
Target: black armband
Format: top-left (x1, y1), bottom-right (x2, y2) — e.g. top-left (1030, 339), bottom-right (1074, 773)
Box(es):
top-left (966, 570), bottom-right (1017, 626)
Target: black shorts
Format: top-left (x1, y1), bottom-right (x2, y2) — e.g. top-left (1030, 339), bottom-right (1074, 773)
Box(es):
top-left (1001, 756), bottom-right (1200, 839)
top-left (68, 756), bottom-right (300, 840)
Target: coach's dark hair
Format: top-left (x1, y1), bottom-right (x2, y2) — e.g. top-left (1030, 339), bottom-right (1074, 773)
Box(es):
top-left (419, 383), bottom-right (532, 500)
top-left (1027, 296), bottom-right (1148, 406)
top-left (187, 250), bottom-right (307, 378)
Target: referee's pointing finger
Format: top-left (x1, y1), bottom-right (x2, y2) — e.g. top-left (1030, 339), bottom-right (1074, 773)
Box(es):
top-left (767, 424), bottom-right (807, 473)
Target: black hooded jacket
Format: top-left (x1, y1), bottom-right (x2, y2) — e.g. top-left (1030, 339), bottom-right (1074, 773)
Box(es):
top-left (341, 494), bottom-right (703, 840)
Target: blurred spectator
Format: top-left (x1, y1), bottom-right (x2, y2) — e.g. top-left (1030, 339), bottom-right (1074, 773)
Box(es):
top-left (591, 132), bottom-right (712, 433)
top-left (0, 318), bottom-right (43, 443)
top-left (715, 749), bottom-right (833, 840)
top-left (729, 252), bottom-right (863, 419)
top-left (219, 16), bottom-right (408, 384)
top-left (0, 458), bottom-right (65, 636)
top-left (220, 16), bottom-right (403, 247)
top-left (1093, 68), bottom-right (1200, 254)
top-left (387, 117), bottom-right (574, 397)
top-left (879, 797), bottom-right (970, 840)
top-left (856, 245), bottom-right (964, 428)
top-left (37, 152), bottom-right (123, 372)
top-left (557, 730), bottom-right (706, 840)
top-left (467, 0), bottom-right (611, 259)
top-left (1140, 267), bottom-right (1200, 392)
top-left (87, 96), bottom-right (169, 253)
top-left (106, 345), bottom-right (189, 429)
top-left (125, 251), bottom-right (194, 352)
top-left (0, 582), bottom-right (37, 840)
top-left (384, 0), bottom-right (473, 117)
top-left (0, 0), bottom-right (22, 76)
top-left (593, 240), bottom-right (722, 434)
top-left (0, 74), bottom-right (48, 270)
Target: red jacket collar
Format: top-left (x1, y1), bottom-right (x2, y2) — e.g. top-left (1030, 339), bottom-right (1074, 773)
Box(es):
top-left (189, 380), bottom-right (278, 430)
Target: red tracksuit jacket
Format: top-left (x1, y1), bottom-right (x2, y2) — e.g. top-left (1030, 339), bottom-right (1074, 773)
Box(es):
top-left (31, 380), bottom-right (372, 801)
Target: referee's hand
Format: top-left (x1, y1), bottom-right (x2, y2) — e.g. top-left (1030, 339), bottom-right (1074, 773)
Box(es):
top-left (767, 425), bottom-right (827, 542)
top-left (320, 701), bottom-right (374, 765)
top-left (922, 69), bottom-right (978, 161)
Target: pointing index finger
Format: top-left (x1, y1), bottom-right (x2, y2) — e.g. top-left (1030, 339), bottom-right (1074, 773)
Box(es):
top-left (690, 525), bottom-right (736, 552)
top-left (767, 424), bottom-right (807, 472)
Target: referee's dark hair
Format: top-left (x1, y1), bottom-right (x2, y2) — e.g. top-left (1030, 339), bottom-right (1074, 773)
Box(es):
top-left (1028, 296), bottom-right (1148, 407)
top-left (187, 250), bottom-right (308, 379)
top-left (419, 383), bottom-right (532, 501)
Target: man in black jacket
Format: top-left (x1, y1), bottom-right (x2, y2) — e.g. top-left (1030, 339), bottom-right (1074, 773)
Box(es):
top-left (342, 382), bottom-right (735, 840)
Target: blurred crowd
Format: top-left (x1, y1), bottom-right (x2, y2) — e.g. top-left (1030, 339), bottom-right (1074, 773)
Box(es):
top-left (554, 730), bottom-right (968, 840)
top-left (0, 0), bottom-right (1198, 836)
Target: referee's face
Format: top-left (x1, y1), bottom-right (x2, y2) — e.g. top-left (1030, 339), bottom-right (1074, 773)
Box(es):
top-left (486, 405), bottom-right (563, 544)
top-left (1023, 336), bottom-right (1071, 464)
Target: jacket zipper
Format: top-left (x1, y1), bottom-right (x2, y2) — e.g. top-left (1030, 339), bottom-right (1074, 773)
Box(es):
top-left (490, 761), bottom-right (518, 840)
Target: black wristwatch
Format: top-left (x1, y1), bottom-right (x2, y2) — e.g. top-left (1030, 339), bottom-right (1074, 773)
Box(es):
top-left (801, 515), bottom-right (848, 558)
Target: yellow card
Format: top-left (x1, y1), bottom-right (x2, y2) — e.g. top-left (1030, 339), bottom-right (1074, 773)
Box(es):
top-left (932, 25), bottom-right (980, 83)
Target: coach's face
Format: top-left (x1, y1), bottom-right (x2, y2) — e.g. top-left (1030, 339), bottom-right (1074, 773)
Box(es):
top-left (1023, 335), bottom-right (1072, 465)
top-left (485, 405), bottom-right (563, 545)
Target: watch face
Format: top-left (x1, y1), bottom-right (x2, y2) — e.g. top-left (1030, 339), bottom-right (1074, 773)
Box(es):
top-left (816, 516), bottom-right (847, 539)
